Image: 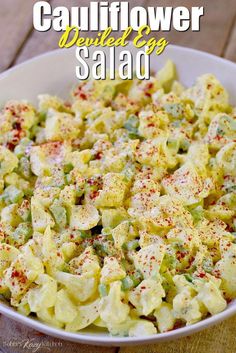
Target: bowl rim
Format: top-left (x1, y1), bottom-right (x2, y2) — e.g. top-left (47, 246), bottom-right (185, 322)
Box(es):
top-left (0, 44), bottom-right (235, 346)
top-left (0, 300), bottom-right (235, 346)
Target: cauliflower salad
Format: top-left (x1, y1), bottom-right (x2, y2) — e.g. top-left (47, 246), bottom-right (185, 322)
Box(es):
top-left (0, 61), bottom-right (235, 337)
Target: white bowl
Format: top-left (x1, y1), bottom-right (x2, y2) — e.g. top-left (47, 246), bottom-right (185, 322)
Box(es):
top-left (0, 45), bottom-right (236, 346)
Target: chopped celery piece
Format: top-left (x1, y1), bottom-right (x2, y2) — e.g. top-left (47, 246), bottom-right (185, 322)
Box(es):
top-left (24, 188), bottom-right (34, 197)
top-left (167, 138), bottom-right (180, 153)
top-left (14, 145), bottom-right (25, 159)
top-left (102, 227), bottom-right (112, 236)
top-left (123, 239), bottom-right (140, 251)
top-left (65, 174), bottom-right (71, 184)
top-left (164, 103), bottom-right (184, 118)
top-left (122, 166), bottom-right (135, 182)
top-left (121, 276), bottom-right (134, 291)
top-left (3, 185), bottom-right (24, 204)
top-left (0, 192), bottom-right (8, 203)
top-left (98, 283), bottom-right (108, 297)
top-left (49, 199), bottom-right (67, 229)
top-left (30, 125), bottom-right (44, 139)
top-left (202, 257), bottom-right (213, 273)
top-left (130, 270), bottom-right (143, 287)
top-left (13, 222), bottom-right (33, 245)
top-left (17, 200), bottom-right (31, 221)
top-left (19, 157), bottom-right (32, 179)
top-left (61, 263), bottom-right (70, 273)
top-left (75, 186), bottom-right (84, 197)
top-left (128, 133), bottom-right (143, 140)
top-left (80, 230), bottom-right (91, 239)
top-left (124, 115), bottom-right (139, 134)
top-left (189, 206), bottom-right (204, 223)
top-left (232, 232), bottom-right (236, 244)
top-left (184, 273), bottom-right (193, 283)
top-left (101, 227), bottom-right (113, 241)
top-left (103, 85), bottom-right (116, 102)
top-left (63, 163), bottom-right (74, 174)
top-left (179, 138), bottom-right (190, 151)
top-left (38, 111), bottom-right (47, 122)
top-left (14, 138), bottom-right (32, 158)
top-left (93, 240), bottom-right (114, 256)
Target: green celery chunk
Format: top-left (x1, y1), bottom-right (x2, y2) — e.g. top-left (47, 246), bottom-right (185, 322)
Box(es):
top-left (121, 276), bottom-right (134, 291)
top-left (63, 163), bottom-right (74, 174)
top-left (130, 270), bottom-right (143, 287)
top-left (12, 222), bottom-right (33, 245)
top-left (164, 103), bottom-right (184, 118)
top-left (19, 157), bottom-right (32, 179)
top-left (101, 227), bottom-right (113, 241)
top-left (79, 230), bottom-right (91, 239)
top-left (101, 227), bottom-right (112, 236)
top-left (98, 283), bottom-right (108, 297)
top-left (124, 115), bottom-right (139, 134)
top-left (38, 111), bottom-right (47, 122)
top-left (202, 257), bottom-right (214, 273)
top-left (102, 85), bottom-right (116, 102)
top-left (167, 138), bottom-right (180, 153)
top-left (179, 138), bottom-right (190, 151)
top-left (124, 114), bottom-right (144, 140)
top-left (2, 185), bottom-right (24, 204)
top-left (14, 138), bottom-right (32, 158)
top-left (75, 186), bottom-right (85, 197)
top-left (49, 199), bottom-right (67, 229)
top-left (189, 206), bottom-right (204, 223)
top-left (128, 133), bottom-right (143, 140)
top-left (232, 232), bottom-right (236, 243)
top-left (123, 239), bottom-right (140, 251)
top-left (17, 200), bottom-right (31, 221)
top-left (184, 273), bottom-right (193, 283)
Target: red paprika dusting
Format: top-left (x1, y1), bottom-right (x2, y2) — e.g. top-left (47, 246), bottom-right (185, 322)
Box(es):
top-left (79, 93), bottom-right (87, 100)
top-left (197, 272), bottom-right (206, 278)
top-left (90, 190), bottom-right (99, 199)
top-left (11, 270), bottom-right (27, 284)
top-left (95, 152), bottom-right (103, 160)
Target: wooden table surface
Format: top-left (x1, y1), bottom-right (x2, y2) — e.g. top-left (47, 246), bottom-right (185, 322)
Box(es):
top-left (0, 1), bottom-right (236, 352)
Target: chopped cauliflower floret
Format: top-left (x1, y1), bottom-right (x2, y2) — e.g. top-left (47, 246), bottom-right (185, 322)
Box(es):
top-left (94, 173), bottom-right (126, 207)
top-left (99, 281), bottom-right (130, 325)
top-left (101, 257), bottom-right (126, 284)
top-left (154, 302), bottom-right (175, 333)
top-left (128, 279), bottom-right (165, 315)
top-left (69, 204), bottom-right (100, 230)
top-left (132, 243), bottom-right (166, 279)
top-left (162, 162), bottom-right (213, 205)
top-left (173, 288), bottom-right (202, 325)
